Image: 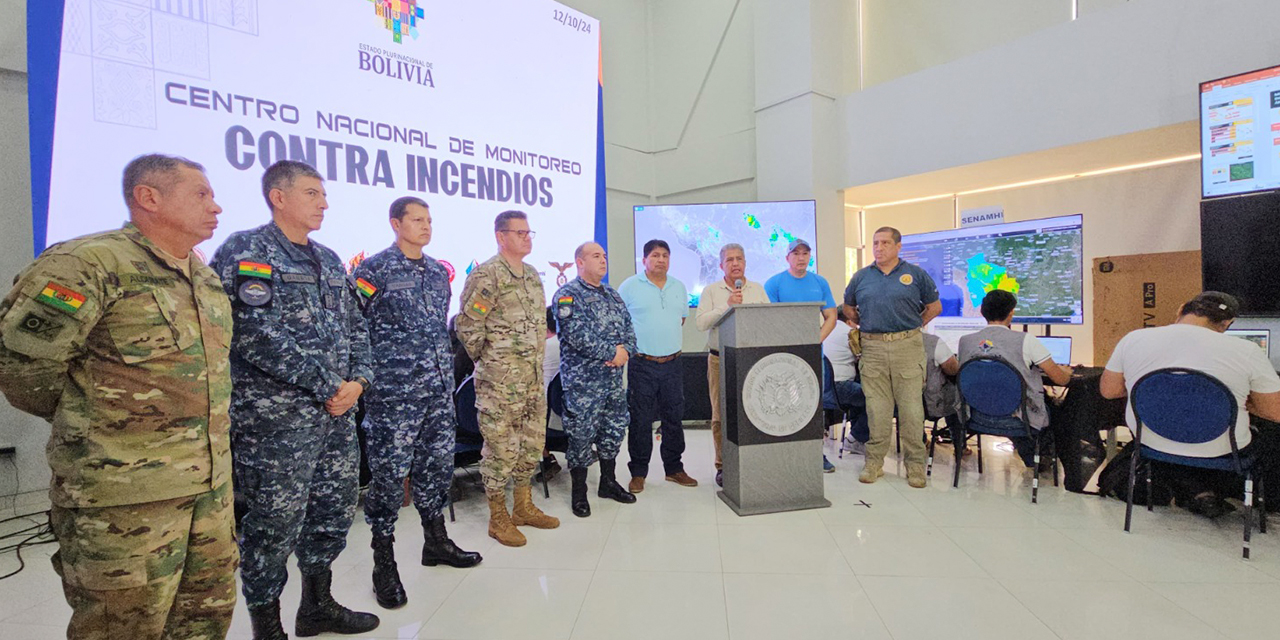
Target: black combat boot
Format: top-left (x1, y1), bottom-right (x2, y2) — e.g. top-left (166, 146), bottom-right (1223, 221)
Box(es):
top-left (248, 600), bottom-right (288, 640)
top-left (422, 515), bottom-right (483, 568)
top-left (570, 467), bottom-right (591, 517)
top-left (295, 568), bottom-right (380, 637)
top-left (597, 458), bottom-right (637, 504)
top-left (370, 534), bottom-right (407, 609)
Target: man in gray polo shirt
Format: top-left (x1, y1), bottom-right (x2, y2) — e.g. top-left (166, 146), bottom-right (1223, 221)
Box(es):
top-left (843, 227), bottom-right (941, 487)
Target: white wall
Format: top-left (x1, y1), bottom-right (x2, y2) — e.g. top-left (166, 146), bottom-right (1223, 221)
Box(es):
top-left (0, 0), bottom-right (51, 502)
top-left (841, 0), bottom-right (1280, 189)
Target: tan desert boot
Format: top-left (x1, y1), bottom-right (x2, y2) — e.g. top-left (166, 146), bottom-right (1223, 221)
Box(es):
top-left (488, 494), bottom-right (527, 547)
top-left (511, 484), bottom-right (561, 529)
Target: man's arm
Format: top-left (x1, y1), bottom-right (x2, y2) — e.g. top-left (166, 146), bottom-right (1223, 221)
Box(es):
top-left (921, 300), bottom-right (942, 326)
top-left (1099, 370), bottom-right (1127, 399)
top-left (1246, 391), bottom-right (1280, 423)
top-left (455, 268), bottom-right (496, 361)
top-left (695, 286), bottom-right (726, 331)
top-left (0, 254), bottom-right (106, 418)
top-left (940, 356), bottom-right (960, 377)
top-left (818, 307), bottom-right (837, 342)
top-left (212, 239), bottom-right (346, 402)
top-left (1039, 359), bottom-right (1074, 386)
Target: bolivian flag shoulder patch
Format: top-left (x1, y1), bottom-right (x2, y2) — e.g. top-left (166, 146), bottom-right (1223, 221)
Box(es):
top-left (469, 301), bottom-right (490, 316)
top-left (557, 296), bottom-right (574, 306)
top-left (238, 261), bottom-right (272, 279)
top-left (356, 278), bottom-right (377, 299)
top-left (36, 282), bottom-right (86, 315)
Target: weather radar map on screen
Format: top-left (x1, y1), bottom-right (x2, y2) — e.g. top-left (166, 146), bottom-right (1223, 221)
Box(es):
top-left (899, 214), bottom-right (1084, 324)
top-left (633, 201), bottom-right (817, 306)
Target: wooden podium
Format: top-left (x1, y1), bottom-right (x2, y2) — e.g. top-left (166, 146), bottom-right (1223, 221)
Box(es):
top-left (712, 302), bottom-right (830, 516)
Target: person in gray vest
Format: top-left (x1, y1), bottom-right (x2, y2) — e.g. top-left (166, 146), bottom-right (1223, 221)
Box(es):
top-left (922, 332), bottom-right (961, 421)
top-left (957, 290), bottom-right (1072, 467)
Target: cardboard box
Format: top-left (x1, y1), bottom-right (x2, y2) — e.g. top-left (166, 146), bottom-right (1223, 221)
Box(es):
top-left (1092, 251), bottom-right (1202, 365)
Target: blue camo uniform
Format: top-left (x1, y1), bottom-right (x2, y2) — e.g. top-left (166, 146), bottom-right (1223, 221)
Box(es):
top-left (352, 245), bottom-right (456, 537)
top-left (554, 277), bottom-right (638, 469)
top-left (211, 222), bottom-right (373, 609)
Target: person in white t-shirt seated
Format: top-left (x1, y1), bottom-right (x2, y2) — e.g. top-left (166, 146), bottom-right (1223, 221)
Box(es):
top-left (823, 307), bottom-right (868, 452)
top-left (922, 332), bottom-right (962, 448)
top-left (538, 306), bottom-right (563, 482)
top-left (1101, 291), bottom-right (1280, 515)
top-left (958, 290), bottom-right (1073, 467)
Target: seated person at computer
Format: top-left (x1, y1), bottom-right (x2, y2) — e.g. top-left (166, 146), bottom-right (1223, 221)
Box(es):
top-left (1100, 291), bottom-right (1280, 516)
top-left (958, 290), bottom-right (1073, 466)
top-left (823, 307), bottom-right (868, 454)
top-left (923, 332), bottom-right (963, 449)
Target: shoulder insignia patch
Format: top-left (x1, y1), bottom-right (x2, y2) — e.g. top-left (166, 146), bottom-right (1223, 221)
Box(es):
top-left (36, 282), bottom-right (86, 315)
top-left (470, 301), bottom-right (490, 316)
top-left (238, 261), bottom-right (272, 279)
top-left (16, 312), bottom-right (64, 340)
top-left (557, 296), bottom-right (574, 306)
top-left (356, 278), bottom-right (377, 298)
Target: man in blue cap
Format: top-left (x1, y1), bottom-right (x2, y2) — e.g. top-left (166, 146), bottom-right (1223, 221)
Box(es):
top-left (764, 238), bottom-right (839, 472)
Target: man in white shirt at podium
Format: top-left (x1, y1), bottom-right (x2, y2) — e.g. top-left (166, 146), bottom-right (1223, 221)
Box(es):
top-left (696, 243), bottom-right (769, 487)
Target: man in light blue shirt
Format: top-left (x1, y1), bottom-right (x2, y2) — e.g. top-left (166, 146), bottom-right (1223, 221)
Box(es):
top-left (765, 238), bottom-right (839, 472)
top-left (618, 239), bottom-right (697, 492)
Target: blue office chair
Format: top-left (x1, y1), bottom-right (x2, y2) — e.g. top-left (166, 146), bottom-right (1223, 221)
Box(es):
top-left (451, 375), bottom-right (485, 522)
top-left (955, 356), bottom-right (1057, 503)
top-left (1126, 368), bottom-right (1267, 559)
top-left (540, 373), bottom-right (570, 498)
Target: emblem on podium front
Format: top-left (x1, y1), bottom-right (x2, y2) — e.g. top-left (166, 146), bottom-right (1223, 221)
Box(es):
top-left (742, 352), bottom-right (818, 437)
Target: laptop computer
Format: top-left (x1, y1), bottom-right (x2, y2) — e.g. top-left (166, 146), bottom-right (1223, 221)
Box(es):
top-left (1225, 329), bottom-right (1270, 356)
top-left (1039, 336), bottom-right (1072, 365)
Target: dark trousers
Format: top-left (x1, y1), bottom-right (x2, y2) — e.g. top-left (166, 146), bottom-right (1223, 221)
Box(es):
top-left (834, 379), bottom-right (869, 443)
top-left (626, 356), bottom-right (686, 478)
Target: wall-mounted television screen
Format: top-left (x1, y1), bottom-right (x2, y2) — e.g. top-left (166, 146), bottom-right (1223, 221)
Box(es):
top-left (1201, 64), bottom-right (1280, 198)
top-left (899, 214), bottom-right (1084, 325)
top-left (1201, 191), bottom-right (1280, 316)
top-left (633, 200), bottom-right (817, 306)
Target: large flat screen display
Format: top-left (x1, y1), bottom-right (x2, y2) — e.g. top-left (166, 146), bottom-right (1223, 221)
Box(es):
top-left (899, 214), bottom-right (1084, 325)
top-left (1201, 64), bottom-right (1280, 198)
top-left (633, 201), bottom-right (817, 306)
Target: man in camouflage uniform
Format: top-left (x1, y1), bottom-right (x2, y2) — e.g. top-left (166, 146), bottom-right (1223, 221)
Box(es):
top-left (0, 154), bottom-right (237, 640)
top-left (456, 210), bottom-right (560, 547)
top-left (352, 196), bottom-right (481, 609)
top-left (211, 160), bottom-right (378, 640)
top-left (554, 242), bottom-right (638, 517)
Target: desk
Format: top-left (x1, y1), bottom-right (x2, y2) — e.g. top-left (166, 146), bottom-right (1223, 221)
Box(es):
top-left (1048, 366), bottom-right (1127, 493)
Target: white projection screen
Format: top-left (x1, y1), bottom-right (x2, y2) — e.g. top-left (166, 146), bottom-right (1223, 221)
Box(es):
top-left (32, 0), bottom-right (602, 308)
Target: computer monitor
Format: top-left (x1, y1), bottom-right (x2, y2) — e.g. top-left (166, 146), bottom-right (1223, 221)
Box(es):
top-left (1039, 336), bottom-right (1072, 365)
top-left (1225, 329), bottom-right (1270, 355)
top-left (928, 319), bottom-right (986, 356)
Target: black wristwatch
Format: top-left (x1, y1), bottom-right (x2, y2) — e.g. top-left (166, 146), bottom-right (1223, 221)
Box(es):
top-left (355, 376), bottom-right (371, 393)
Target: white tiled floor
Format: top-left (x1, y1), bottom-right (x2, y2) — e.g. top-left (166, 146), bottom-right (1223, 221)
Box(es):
top-left (2, 429), bottom-right (1279, 640)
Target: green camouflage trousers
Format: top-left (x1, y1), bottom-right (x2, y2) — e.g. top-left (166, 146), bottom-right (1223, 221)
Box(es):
top-left (50, 482), bottom-right (238, 640)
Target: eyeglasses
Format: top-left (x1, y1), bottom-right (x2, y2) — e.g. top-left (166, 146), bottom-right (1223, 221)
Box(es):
top-left (499, 229), bottom-right (536, 239)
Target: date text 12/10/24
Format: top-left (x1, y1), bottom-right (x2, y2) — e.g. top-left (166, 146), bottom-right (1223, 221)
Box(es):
top-left (553, 9), bottom-right (592, 34)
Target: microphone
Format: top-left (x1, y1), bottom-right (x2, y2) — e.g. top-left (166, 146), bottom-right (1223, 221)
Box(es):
top-left (734, 278), bottom-right (743, 290)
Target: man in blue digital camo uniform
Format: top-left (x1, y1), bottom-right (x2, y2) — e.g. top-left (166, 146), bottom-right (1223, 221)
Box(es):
top-left (352, 196), bottom-right (482, 610)
top-left (554, 242), bottom-right (639, 517)
top-left (211, 160), bottom-right (379, 640)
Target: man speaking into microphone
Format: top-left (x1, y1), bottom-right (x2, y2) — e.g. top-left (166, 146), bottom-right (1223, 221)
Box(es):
top-left (696, 243), bottom-right (769, 487)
